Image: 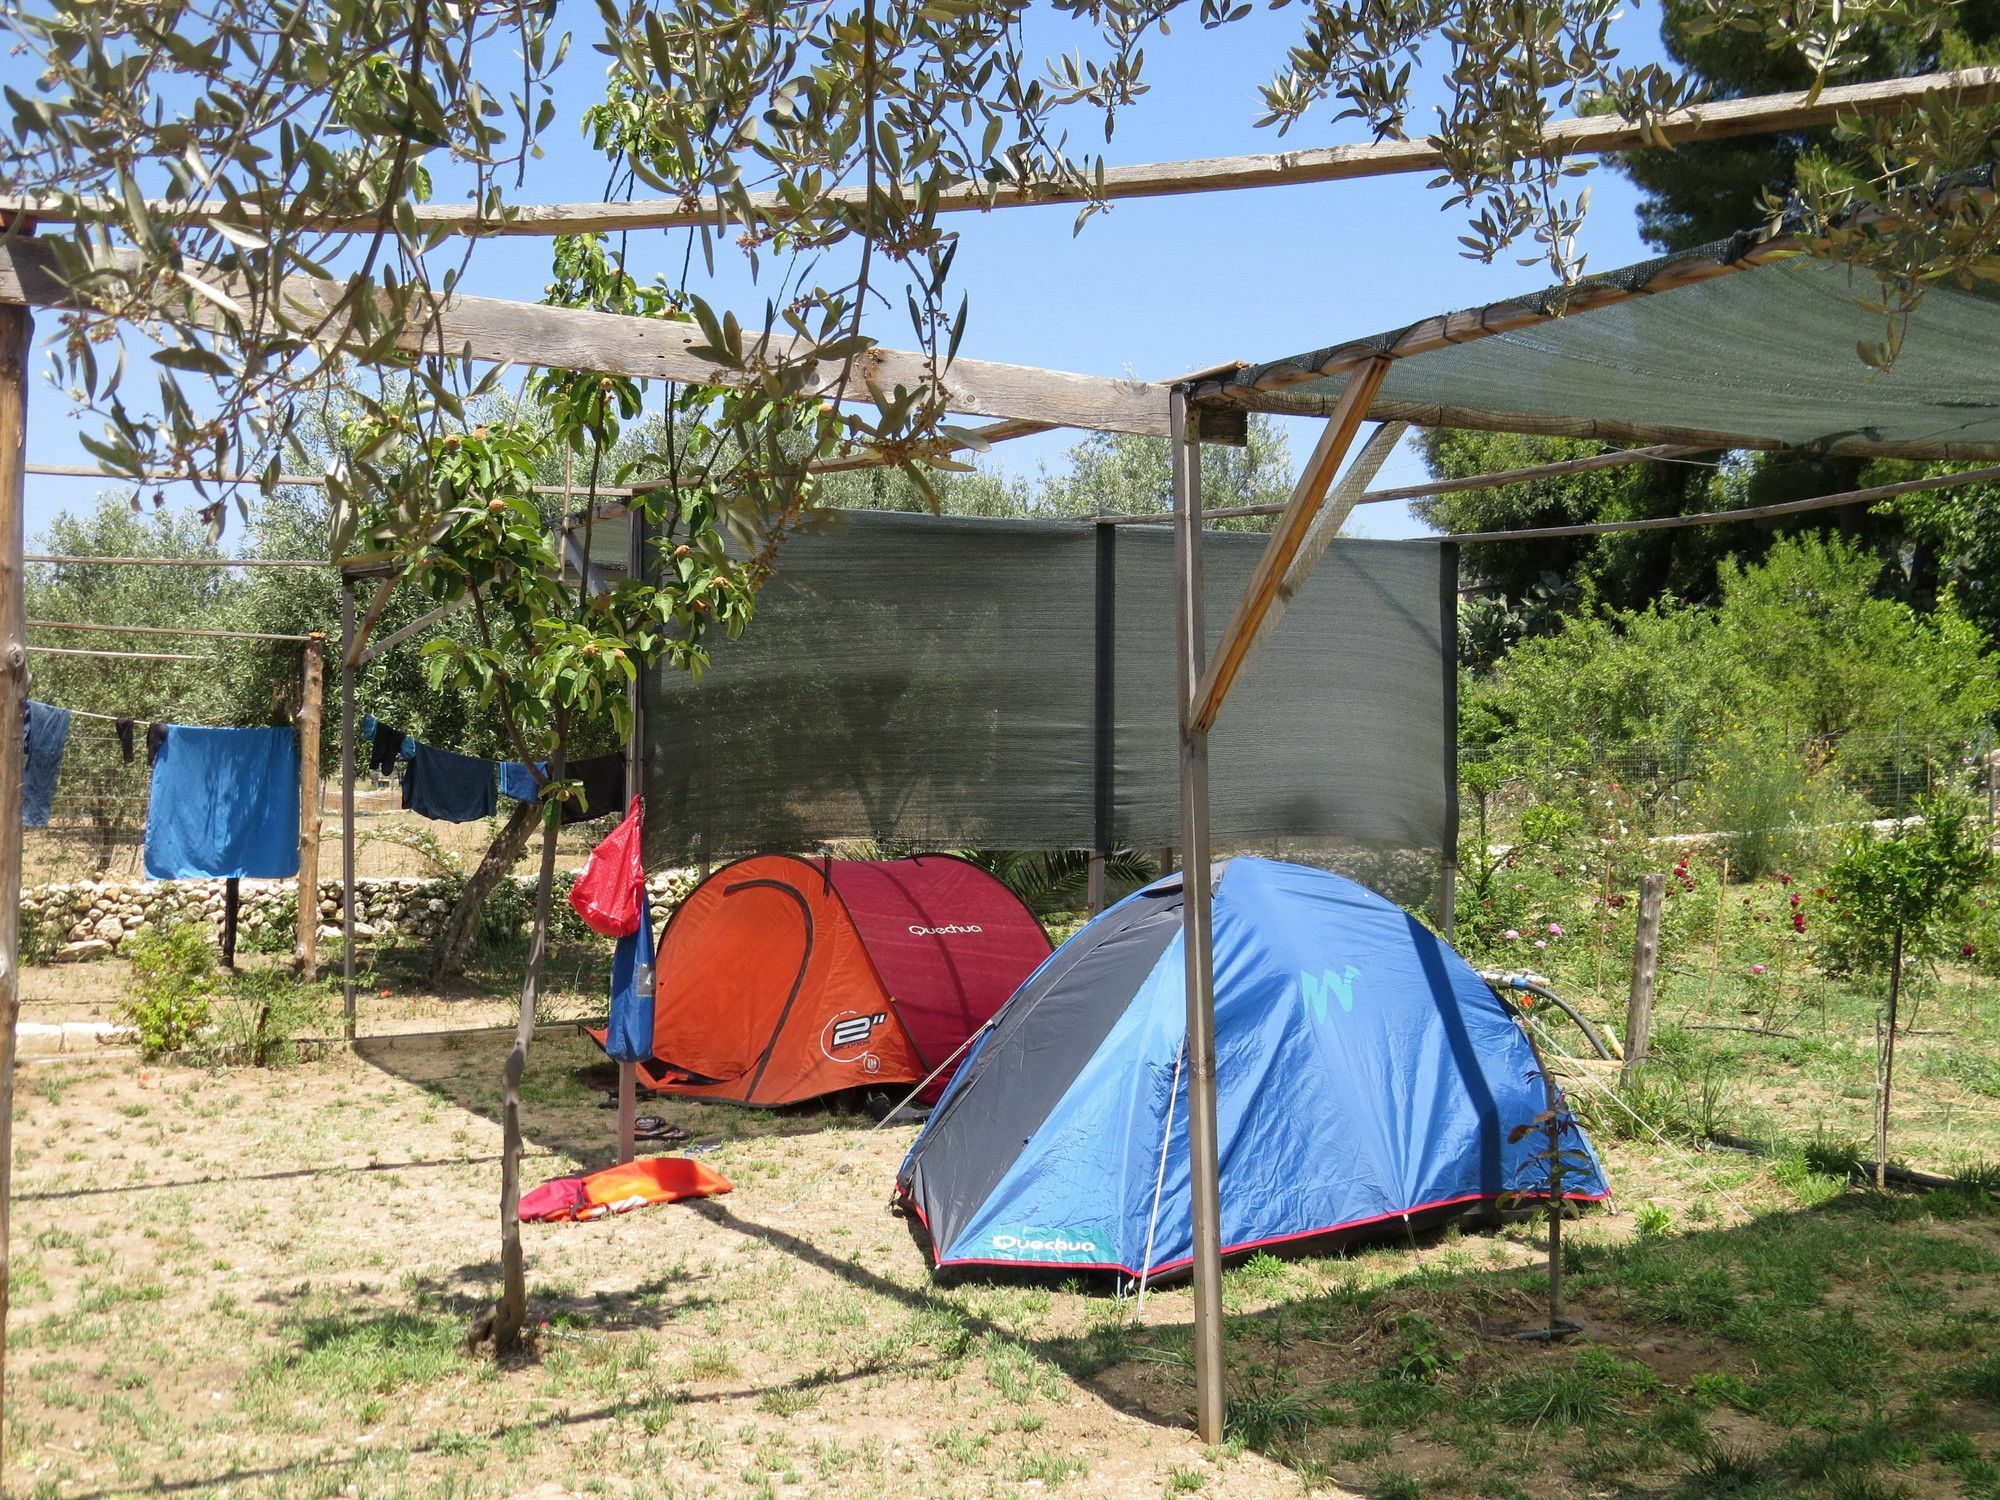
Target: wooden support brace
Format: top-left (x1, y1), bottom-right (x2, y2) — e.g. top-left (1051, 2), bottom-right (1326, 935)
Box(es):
top-left (344, 575), bottom-right (398, 670)
top-left (1188, 359), bottom-right (1390, 735)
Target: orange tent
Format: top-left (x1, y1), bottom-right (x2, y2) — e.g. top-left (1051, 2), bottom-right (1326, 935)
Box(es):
top-left (604, 854), bottom-right (1051, 1107)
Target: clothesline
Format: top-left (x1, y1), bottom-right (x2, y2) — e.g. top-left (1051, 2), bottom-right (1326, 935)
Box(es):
top-left (31, 645), bottom-right (205, 663)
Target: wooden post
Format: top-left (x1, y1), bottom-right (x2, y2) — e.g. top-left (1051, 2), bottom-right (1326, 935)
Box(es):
top-left (220, 877), bottom-right (241, 968)
top-left (1621, 873), bottom-right (1666, 1083)
top-left (0, 297), bottom-right (34, 1486)
top-left (1439, 856), bottom-right (1458, 943)
top-left (1171, 389), bottom-right (1226, 1446)
top-left (1705, 855), bottom-right (1730, 1014)
top-left (339, 583), bottom-right (358, 1041)
top-left (1986, 738), bottom-right (1995, 853)
top-left (294, 633), bottom-right (324, 973)
top-left (1086, 853), bottom-right (1107, 916)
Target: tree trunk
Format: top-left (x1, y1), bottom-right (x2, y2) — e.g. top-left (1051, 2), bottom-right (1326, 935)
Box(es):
top-left (1876, 924), bottom-right (1903, 1192)
top-left (430, 798), bottom-right (541, 984)
top-left (481, 739), bottom-right (564, 1358)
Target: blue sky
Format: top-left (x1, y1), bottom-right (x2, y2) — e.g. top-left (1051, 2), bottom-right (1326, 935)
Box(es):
top-left (8, 2), bottom-right (1680, 544)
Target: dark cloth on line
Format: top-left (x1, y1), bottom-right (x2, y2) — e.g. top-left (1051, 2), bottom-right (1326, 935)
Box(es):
top-left (369, 719), bottom-right (406, 775)
top-left (22, 701), bottom-right (71, 829)
top-left (144, 725), bottom-right (300, 880)
top-left (145, 722), bottom-right (168, 768)
top-left (562, 753), bottom-right (626, 826)
top-left (400, 742), bottom-right (498, 823)
top-left (115, 717), bottom-right (135, 765)
top-left (499, 760), bottom-right (545, 804)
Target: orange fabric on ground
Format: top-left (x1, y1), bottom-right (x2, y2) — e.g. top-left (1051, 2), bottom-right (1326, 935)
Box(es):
top-left (529, 1157), bottom-right (734, 1223)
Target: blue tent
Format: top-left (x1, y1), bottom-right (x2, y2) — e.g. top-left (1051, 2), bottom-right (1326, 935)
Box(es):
top-left (896, 858), bottom-right (1607, 1278)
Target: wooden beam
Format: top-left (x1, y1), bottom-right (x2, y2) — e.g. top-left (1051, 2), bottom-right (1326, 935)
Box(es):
top-left (1243, 392), bottom-right (2000, 463)
top-left (1439, 459), bottom-right (2000, 543)
top-left (357, 593), bottom-right (472, 666)
top-left (1188, 359), bottom-right (1390, 735)
top-left (295, 634), bottom-right (324, 976)
top-left (1353, 443), bottom-right (1707, 506)
top-left (1095, 441), bottom-right (1706, 525)
top-left (0, 295), bottom-right (29, 1490)
top-left (0, 239), bottom-right (1172, 437)
top-left (11, 68), bottom-right (1993, 236)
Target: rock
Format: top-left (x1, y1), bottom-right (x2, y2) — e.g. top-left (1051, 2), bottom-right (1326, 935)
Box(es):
top-left (60, 939), bottom-right (111, 962)
top-left (92, 914), bottom-right (123, 944)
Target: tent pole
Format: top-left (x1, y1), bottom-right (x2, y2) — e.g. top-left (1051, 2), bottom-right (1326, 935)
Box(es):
top-left (1171, 387), bottom-right (1226, 1446)
top-left (0, 295), bottom-right (33, 1485)
top-left (339, 582), bottom-right (357, 1042)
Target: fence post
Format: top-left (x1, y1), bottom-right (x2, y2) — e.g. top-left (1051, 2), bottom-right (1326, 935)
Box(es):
top-left (1621, 873), bottom-right (1666, 1084)
top-left (1986, 732), bottom-right (1995, 853)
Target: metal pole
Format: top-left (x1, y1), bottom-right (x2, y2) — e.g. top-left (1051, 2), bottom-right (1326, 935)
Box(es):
top-left (1171, 388), bottom-right (1226, 1445)
top-left (294, 634), bottom-right (324, 973)
top-left (339, 582), bottom-right (358, 1042)
top-left (1089, 521), bottom-right (1116, 918)
top-left (616, 499), bottom-right (646, 1163)
top-left (0, 298), bottom-right (34, 1481)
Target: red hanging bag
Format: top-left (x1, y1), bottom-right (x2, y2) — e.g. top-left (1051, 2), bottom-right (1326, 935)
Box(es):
top-left (569, 795), bottom-right (645, 937)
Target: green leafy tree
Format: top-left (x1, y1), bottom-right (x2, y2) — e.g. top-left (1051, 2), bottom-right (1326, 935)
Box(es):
top-left (1823, 792), bottom-right (1994, 1186)
top-left (8, 0), bottom-right (1987, 537)
top-left (366, 405), bottom-right (750, 1356)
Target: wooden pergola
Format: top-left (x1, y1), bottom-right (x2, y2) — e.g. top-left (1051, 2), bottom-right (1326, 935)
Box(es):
top-left (1, 62), bottom-right (1998, 1452)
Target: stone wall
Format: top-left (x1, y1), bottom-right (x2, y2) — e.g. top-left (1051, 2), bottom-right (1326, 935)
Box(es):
top-left (23, 868), bottom-right (700, 963)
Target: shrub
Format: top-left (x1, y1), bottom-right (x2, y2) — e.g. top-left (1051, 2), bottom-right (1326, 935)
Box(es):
top-left (19, 905), bottom-right (60, 966)
top-left (201, 969), bottom-right (327, 1067)
top-left (1696, 737), bottom-right (1865, 882)
top-left (117, 922), bottom-right (218, 1057)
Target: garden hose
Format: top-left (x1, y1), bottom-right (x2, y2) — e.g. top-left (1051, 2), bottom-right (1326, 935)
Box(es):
top-left (1477, 969), bottom-right (1619, 1062)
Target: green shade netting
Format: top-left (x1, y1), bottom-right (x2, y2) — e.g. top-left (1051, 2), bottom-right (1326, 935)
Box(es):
top-left (641, 509), bottom-right (1456, 870)
top-left (1222, 242), bottom-right (2000, 459)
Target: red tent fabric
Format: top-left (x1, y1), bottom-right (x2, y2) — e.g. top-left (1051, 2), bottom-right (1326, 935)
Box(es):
top-left (601, 854), bottom-right (1051, 1108)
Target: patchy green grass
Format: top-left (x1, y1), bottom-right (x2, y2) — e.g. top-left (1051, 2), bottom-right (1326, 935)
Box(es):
top-left (8, 937), bottom-right (2000, 1499)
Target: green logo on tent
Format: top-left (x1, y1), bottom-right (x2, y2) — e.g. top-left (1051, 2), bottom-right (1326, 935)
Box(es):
top-left (1300, 965), bottom-right (1359, 1023)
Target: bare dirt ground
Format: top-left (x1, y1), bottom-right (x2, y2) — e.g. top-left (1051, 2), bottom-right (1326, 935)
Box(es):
top-left (6, 1019), bottom-right (1321, 1499)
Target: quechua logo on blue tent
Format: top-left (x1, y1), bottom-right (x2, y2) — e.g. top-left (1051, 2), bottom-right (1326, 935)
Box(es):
top-left (1300, 965), bottom-right (1360, 1023)
top-left (976, 1227), bottom-right (1115, 1262)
